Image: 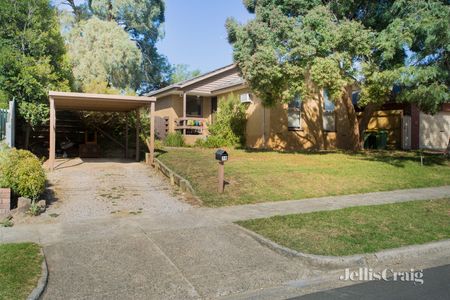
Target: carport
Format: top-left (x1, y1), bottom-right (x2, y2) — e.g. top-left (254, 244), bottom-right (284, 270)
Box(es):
top-left (48, 91), bottom-right (156, 171)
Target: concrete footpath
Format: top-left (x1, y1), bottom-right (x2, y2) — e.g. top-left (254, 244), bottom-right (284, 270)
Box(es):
top-left (200, 185), bottom-right (450, 223)
top-left (1, 185), bottom-right (449, 299)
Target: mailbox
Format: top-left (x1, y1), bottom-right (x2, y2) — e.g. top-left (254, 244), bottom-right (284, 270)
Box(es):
top-left (215, 149), bottom-right (228, 162)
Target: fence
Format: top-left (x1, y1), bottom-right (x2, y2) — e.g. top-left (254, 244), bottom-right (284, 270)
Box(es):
top-left (0, 109), bottom-right (7, 141)
top-left (1, 100), bottom-right (15, 146)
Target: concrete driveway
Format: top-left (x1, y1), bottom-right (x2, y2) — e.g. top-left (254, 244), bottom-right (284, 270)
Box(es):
top-left (3, 159), bottom-right (314, 299)
top-left (35, 216), bottom-right (314, 299)
top-left (1, 160), bottom-right (449, 299)
top-left (39, 158), bottom-right (191, 223)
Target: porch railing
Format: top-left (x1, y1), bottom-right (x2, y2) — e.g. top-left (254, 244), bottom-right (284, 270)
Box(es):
top-left (175, 117), bottom-right (208, 135)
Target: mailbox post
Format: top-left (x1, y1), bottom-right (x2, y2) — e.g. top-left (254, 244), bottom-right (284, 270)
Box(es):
top-left (215, 149), bottom-right (228, 193)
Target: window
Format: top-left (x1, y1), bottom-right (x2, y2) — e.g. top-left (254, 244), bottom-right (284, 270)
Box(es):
top-left (322, 89), bottom-right (336, 132)
top-left (186, 96), bottom-right (202, 117)
top-left (288, 94), bottom-right (302, 130)
top-left (323, 89), bottom-right (335, 112)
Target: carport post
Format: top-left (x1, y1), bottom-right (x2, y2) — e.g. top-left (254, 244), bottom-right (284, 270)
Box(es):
top-left (183, 92), bottom-right (187, 135)
top-left (149, 101), bottom-right (155, 164)
top-left (135, 109), bottom-right (140, 161)
top-left (124, 113), bottom-right (129, 158)
top-left (49, 97), bottom-right (56, 171)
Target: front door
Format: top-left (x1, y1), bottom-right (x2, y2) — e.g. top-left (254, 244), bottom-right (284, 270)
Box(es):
top-left (211, 97), bottom-right (218, 124)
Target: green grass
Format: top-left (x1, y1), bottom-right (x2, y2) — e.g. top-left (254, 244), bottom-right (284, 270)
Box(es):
top-left (0, 243), bottom-right (43, 300)
top-left (157, 148), bottom-right (450, 207)
top-left (237, 199), bottom-right (450, 256)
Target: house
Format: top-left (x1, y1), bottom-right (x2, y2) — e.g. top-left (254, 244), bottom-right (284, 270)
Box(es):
top-left (418, 104), bottom-right (450, 150)
top-left (148, 64), bottom-right (449, 151)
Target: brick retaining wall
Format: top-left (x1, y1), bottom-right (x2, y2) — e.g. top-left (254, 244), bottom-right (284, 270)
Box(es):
top-left (0, 188), bottom-right (11, 215)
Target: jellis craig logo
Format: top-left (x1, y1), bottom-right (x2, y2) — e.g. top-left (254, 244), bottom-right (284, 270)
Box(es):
top-left (339, 268), bottom-right (424, 285)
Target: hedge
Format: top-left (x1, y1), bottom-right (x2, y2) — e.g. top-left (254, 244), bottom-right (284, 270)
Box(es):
top-left (0, 146), bottom-right (46, 200)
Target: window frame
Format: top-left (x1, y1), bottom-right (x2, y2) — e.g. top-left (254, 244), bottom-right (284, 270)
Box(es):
top-left (322, 89), bottom-right (336, 132)
top-left (287, 95), bottom-right (303, 131)
top-left (186, 96), bottom-right (203, 117)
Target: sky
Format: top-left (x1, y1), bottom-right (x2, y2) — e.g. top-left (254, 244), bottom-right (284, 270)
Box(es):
top-left (53, 0), bottom-right (253, 73)
top-left (157, 0), bottom-right (253, 73)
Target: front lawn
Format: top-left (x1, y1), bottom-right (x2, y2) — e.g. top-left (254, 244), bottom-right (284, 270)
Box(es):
top-left (0, 243), bottom-right (43, 300)
top-left (157, 148), bottom-right (450, 207)
top-left (237, 199), bottom-right (450, 256)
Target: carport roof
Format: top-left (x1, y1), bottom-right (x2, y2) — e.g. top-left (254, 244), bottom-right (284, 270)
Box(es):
top-left (49, 91), bottom-right (156, 112)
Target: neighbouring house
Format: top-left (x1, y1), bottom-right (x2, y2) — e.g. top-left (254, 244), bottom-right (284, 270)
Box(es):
top-left (148, 64), bottom-right (450, 151)
top-left (418, 104), bottom-right (450, 150)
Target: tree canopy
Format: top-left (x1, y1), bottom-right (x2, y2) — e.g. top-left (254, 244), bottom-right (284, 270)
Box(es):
top-left (0, 0), bottom-right (71, 125)
top-left (68, 17), bottom-right (142, 92)
top-left (61, 0), bottom-right (171, 93)
top-left (227, 0), bottom-right (449, 112)
top-left (226, 0), bottom-right (449, 149)
top-left (170, 64), bottom-right (201, 84)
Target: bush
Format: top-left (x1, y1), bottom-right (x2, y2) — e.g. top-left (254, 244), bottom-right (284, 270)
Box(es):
top-left (27, 202), bottom-right (41, 216)
top-left (0, 148), bottom-right (46, 200)
top-left (197, 95), bottom-right (247, 148)
top-left (163, 132), bottom-right (185, 147)
top-left (154, 139), bottom-right (164, 150)
top-left (194, 136), bottom-right (228, 148)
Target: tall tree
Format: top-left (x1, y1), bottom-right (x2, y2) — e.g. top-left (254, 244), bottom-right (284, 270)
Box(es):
top-left (61, 0), bottom-right (171, 93)
top-left (170, 64), bottom-right (201, 84)
top-left (68, 17), bottom-right (142, 91)
top-left (0, 0), bottom-right (72, 146)
top-left (227, 0), bottom-right (450, 150)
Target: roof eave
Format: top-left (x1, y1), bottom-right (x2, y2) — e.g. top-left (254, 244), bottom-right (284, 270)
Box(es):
top-left (178, 64), bottom-right (237, 89)
top-left (211, 82), bottom-right (248, 95)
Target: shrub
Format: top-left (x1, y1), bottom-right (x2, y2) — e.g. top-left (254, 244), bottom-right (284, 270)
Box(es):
top-left (0, 148), bottom-right (46, 200)
top-left (195, 136), bottom-right (228, 148)
top-left (154, 139), bottom-right (164, 150)
top-left (163, 132), bottom-right (185, 147)
top-left (197, 94), bottom-right (247, 148)
top-left (27, 202), bottom-right (41, 216)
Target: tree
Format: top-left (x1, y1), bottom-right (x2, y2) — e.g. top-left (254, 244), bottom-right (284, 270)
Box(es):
top-left (61, 0), bottom-right (171, 93)
top-left (226, 0), bottom-right (450, 150)
top-left (68, 17), bottom-right (142, 91)
top-left (0, 0), bottom-right (72, 147)
top-left (170, 64), bottom-right (201, 84)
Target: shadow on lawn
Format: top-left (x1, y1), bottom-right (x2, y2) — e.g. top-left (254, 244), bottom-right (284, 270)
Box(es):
top-left (242, 147), bottom-right (449, 168)
top-left (154, 148), bottom-right (168, 157)
top-left (351, 151), bottom-right (449, 168)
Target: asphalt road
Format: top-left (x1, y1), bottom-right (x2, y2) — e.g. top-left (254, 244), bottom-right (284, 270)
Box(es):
top-left (292, 264), bottom-right (450, 300)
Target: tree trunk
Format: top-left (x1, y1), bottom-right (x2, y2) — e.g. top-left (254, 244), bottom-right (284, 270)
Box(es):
top-left (341, 86), bottom-right (361, 151)
top-left (24, 124), bottom-right (31, 150)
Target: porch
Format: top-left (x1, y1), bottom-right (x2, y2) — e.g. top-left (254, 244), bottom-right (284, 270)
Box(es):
top-left (155, 93), bottom-right (218, 144)
top-left (149, 64), bottom-right (245, 144)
